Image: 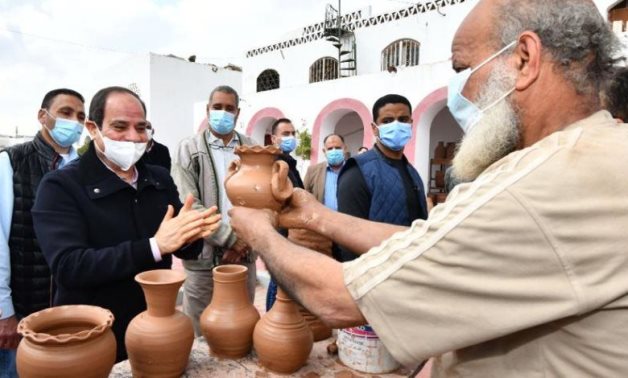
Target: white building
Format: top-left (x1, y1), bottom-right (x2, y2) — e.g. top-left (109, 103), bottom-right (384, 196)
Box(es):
top-left (94, 53), bottom-right (242, 153)
top-left (238, 0), bottom-right (628, 197)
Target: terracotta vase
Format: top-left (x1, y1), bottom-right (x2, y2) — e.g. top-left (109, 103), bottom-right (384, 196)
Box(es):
top-left (446, 142), bottom-right (457, 160)
top-left (125, 269), bottom-right (194, 378)
top-left (224, 145), bottom-right (293, 211)
top-left (254, 288), bottom-right (314, 374)
top-left (435, 170), bottom-right (446, 188)
top-left (200, 265), bottom-right (260, 358)
top-left (287, 229), bottom-right (333, 341)
top-left (16, 305), bottom-right (116, 378)
top-left (434, 141), bottom-right (446, 159)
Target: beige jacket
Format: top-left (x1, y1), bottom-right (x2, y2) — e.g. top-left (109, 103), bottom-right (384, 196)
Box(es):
top-left (344, 111), bottom-right (628, 377)
top-left (303, 161), bottom-right (327, 203)
top-left (171, 129), bottom-right (255, 266)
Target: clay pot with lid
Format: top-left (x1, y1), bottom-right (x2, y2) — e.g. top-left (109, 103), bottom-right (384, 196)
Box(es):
top-left (224, 145), bottom-right (293, 211)
top-left (253, 288), bottom-right (314, 374)
top-left (16, 305), bottom-right (116, 378)
top-left (200, 265), bottom-right (260, 358)
top-left (125, 269), bottom-right (194, 377)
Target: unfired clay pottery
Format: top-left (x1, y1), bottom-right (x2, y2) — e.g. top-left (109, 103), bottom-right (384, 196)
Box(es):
top-left (125, 269), bottom-right (194, 377)
top-left (200, 265), bottom-right (260, 358)
top-left (253, 288), bottom-right (314, 374)
top-left (434, 141), bottom-right (446, 159)
top-left (224, 145), bottom-right (293, 211)
top-left (16, 305), bottom-right (116, 378)
top-left (288, 229), bottom-right (333, 341)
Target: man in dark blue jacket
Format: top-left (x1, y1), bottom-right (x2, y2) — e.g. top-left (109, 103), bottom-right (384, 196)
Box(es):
top-left (336, 94), bottom-right (428, 262)
top-left (32, 86), bottom-right (220, 362)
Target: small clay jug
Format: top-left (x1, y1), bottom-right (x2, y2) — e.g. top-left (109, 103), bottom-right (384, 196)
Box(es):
top-left (445, 142), bottom-right (457, 160)
top-left (17, 305), bottom-right (116, 378)
top-left (200, 265), bottom-right (260, 358)
top-left (126, 269), bottom-right (194, 378)
top-left (253, 288), bottom-right (313, 374)
top-left (434, 141), bottom-right (446, 159)
top-left (435, 170), bottom-right (446, 188)
top-left (224, 145), bottom-right (293, 211)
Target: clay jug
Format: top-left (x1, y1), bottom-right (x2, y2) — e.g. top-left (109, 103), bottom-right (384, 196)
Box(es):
top-left (200, 265), bottom-right (260, 358)
top-left (224, 145), bottom-right (293, 211)
top-left (253, 288), bottom-right (314, 374)
top-left (435, 170), bottom-right (446, 188)
top-left (16, 305), bottom-right (116, 378)
top-left (288, 229), bottom-right (333, 341)
top-left (125, 269), bottom-right (194, 378)
top-left (445, 142), bottom-right (457, 160)
top-left (434, 141), bottom-right (446, 159)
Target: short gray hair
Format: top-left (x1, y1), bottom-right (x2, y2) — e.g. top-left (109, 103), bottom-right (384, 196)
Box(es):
top-left (494, 0), bottom-right (622, 97)
top-left (209, 85), bottom-right (240, 107)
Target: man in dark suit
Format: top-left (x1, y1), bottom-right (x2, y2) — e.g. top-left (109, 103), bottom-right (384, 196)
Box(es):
top-left (143, 123), bottom-right (172, 171)
top-left (303, 133), bottom-right (346, 211)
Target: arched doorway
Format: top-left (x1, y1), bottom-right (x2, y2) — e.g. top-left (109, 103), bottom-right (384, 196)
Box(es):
top-left (246, 107), bottom-right (285, 145)
top-left (311, 98), bottom-right (372, 163)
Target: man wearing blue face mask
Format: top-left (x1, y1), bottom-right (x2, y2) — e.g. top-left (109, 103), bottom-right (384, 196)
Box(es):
top-left (265, 118), bottom-right (305, 310)
top-left (304, 133), bottom-right (347, 212)
top-left (335, 94), bottom-right (428, 262)
top-left (0, 88), bottom-right (85, 376)
top-left (172, 85), bottom-right (257, 336)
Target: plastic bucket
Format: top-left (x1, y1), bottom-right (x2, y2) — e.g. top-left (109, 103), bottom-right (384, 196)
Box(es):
top-left (337, 325), bottom-right (400, 374)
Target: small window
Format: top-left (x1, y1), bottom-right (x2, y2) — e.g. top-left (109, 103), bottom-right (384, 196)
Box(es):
top-left (309, 57), bottom-right (339, 83)
top-left (381, 39), bottom-right (420, 71)
top-left (257, 69), bottom-right (280, 92)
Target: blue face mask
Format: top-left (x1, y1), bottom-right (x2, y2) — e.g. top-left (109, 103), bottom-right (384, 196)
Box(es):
top-left (325, 148), bottom-right (345, 166)
top-left (377, 121), bottom-right (412, 151)
top-left (43, 110), bottom-right (83, 147)
top-left (447, 41), bottom-right (517, 134)
top-left (209, 110), bottom-right (236, 135)
top-left (279, 136), bottom-right (297, 153)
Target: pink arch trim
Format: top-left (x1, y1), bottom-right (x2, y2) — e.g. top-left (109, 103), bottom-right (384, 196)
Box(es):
top-left (311, 98), bottom-right (372, 163)
top-left (409, 87), bottom-right (448, 162)
top-left (246, 107), bottom-right (285, 136)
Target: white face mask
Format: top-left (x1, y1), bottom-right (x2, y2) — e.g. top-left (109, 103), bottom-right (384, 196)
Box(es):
top-left (95, 128), bottom-right (147, 171)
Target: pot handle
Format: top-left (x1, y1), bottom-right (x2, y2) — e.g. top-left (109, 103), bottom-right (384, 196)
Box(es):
top-left (225, 159), bottom-right (241, 187)
top-left (271, 160), bottom-right (293, 205)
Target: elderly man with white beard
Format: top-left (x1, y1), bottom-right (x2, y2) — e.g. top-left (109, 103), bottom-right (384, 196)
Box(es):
top-left (229, 0), bottom-right (628, 376)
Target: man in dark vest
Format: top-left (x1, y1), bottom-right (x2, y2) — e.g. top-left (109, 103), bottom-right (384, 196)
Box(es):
top-left (336, 94), bottom-right (428, 262)
top-left (0, 88), bottom-right (86, 376)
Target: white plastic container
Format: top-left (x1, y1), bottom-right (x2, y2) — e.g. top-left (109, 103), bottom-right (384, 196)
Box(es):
top-left (337, 325), bottom-right (400, 374)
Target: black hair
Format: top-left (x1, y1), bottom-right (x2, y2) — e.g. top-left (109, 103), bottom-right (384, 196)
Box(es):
top-left (271, 118), bottom-right (292, 135)
top-left (88, 86), bottom-right (146, 129)
top-left (372, 94), bottom-right (412, 121)
top-left (41, 88), bottom-right (84, 109)
top-left (605, 67), bottom-right (628, 121)
top-left (323, 133), bottom-right (345, 144)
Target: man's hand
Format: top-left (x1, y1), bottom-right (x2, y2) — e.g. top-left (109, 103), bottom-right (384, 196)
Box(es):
top-left (221, 238), bottom-right (251, 264)
top-left (155, 194), bottom-right (221, 254)
top-left (0, 315), bottom-right (20, 349)
top-left (278, 189), bottom-right (326, 230)
top-left (228, 207), bottom-right (277, 249)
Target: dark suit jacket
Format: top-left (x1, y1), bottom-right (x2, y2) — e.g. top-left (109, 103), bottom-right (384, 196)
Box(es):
top-left (304, 161), bottom-right (327, 203)
top-left (143, 140), bottom-right (172, 172)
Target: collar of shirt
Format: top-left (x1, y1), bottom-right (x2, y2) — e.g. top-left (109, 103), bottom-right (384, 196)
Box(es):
top-left (207, 131), bottom-right (238, 150)
top-left (95, 153), bottom-right (139, 188)
top-left (326, 161), bottom-right (345, 172)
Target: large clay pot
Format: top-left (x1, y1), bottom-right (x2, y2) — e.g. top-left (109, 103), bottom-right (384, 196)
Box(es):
top-left (16, 305), bottom-right (116, 378)
top-left (434, 141), bottom-right (446, 159)
top-left (200, 265), bottom-right (260, 358)
top-left (125, 269), bottom-right (194, 377)
top-left (224, 145), bottom-right (293, 211)
top-left (254, 288), bottom-right (313, 374)
top-left (445, 142), bottom-right (457, 160)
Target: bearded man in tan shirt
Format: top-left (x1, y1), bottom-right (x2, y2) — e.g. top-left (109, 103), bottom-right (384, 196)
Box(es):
top-left (229, 0), bottom-right (628, 376)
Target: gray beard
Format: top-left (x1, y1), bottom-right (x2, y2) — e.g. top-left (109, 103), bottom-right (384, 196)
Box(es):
top-left (451, 62), bottom-right (521, 184)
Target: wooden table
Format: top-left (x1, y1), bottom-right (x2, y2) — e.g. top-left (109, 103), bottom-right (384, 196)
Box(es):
top-left (110, 337), bottom-right (418, 377)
